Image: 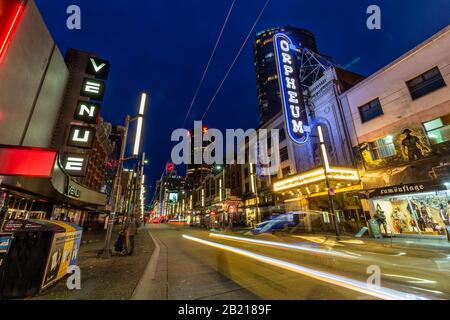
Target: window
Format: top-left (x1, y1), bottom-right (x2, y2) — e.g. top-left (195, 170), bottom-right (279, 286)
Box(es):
top-left (359, 98), bottom-right (383, 123)
top-left (407, 67), bottom-right (446, 100)
top-left (280, 147), bottom-right (289, 162)
top-left (369, 136), bottom-right (396, 160)
top-left (424, 115), bottom-right (450, 145)
top-left (282, 167), bottom-right (291, 178)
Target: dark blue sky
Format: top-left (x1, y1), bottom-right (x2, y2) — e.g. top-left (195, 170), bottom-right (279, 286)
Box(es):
top-left (35, 0), bottom-right (450, 198)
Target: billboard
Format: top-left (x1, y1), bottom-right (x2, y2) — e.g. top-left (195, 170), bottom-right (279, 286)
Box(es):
top-left (274, 33), bottom-right (309, 145)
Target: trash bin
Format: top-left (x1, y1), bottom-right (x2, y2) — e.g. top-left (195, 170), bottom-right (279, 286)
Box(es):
top-left (0, 219), bottom-right (82, 299)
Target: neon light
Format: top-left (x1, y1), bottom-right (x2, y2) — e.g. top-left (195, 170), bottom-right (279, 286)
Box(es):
top-left (273, 167), bottom-right (360, 192)
top-left (0, 2), bottom-right (25, 64)
top-left (0, 146), bottom-right (57, 178)
top-left (182, 235), bottom-right (428, 300)
top-left (274, 33), bottom-right (309, 145)
top-left (139, 93), bottom-right (147, 116)
top-left (209, 233), bottom-right (356, 259)
top-left (133, 116), bottom-right (143, 156)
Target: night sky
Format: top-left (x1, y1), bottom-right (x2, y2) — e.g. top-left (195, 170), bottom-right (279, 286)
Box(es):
top-left (35, 0), bottom-right (450, 200)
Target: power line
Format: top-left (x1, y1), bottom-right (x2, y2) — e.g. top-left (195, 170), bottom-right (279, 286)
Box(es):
top-left (183, 0), bottom-right (237, 126)
top-left (201, 0), bottom-right (271, 121)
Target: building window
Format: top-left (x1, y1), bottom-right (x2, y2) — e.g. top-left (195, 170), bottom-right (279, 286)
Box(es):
top-left (369, 136), bottom-right (396, 160)
top-left (282, 167), bottom-right (290, 178)
top-left (424, 115), bottom-right (450, 145)
top-left (407, 67), bottom-right (446, 100)
top-left (280, 147), bottom-right (289, 162)
top-left (359, 98), bottom-right (383, 123)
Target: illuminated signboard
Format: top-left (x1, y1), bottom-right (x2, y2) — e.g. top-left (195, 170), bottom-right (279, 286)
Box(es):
top-left (74, 101), bottom-right (100, 124)
top-left (0, 146), bottom-right (57, 178)
top-left (67, 125), bottom-right (96, 148)
top-left (0, 0), bottom-right (25, 64)
top-left (80, 78), bottom-right (105, 100)
top-left (274, 33), bottom-right (309, 145)
top-left (169, 192), bottom-right (178, 203)
top-left (86, 57), bottom-right (110, 80)
top-left (63, 153), bottom-right (89, 177)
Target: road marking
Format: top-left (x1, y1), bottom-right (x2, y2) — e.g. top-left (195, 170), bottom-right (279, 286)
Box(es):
top-left (183, 234), bottom-right (429, 300)
top-left (209, 233), bottom-right (357, 259)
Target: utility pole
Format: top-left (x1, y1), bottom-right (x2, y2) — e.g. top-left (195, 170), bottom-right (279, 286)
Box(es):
top-left (101, 93), bottom-right (148, 258)
top-left (318, 125), bottom-right (341, 240)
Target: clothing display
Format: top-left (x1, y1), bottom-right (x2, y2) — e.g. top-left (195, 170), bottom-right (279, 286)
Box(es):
top-left (372, 192), bottom-right (449, 236)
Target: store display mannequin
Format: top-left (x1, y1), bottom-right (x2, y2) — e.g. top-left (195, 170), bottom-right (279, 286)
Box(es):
top-left (375, 204), bottom-right (388, 234)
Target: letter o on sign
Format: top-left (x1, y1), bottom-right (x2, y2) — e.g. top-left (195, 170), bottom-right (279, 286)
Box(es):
top-left (280, 40), bottom-right (290, 52)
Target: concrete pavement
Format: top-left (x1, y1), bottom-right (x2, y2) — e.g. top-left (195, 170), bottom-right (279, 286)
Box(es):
top-left (132, 224), bottom-right (259, 300)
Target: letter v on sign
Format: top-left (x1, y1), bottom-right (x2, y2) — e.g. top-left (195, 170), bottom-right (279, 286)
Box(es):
top-left (90, 58), bottom-right (106, 72)
top-left (86, 57), bottom-right (110, 80)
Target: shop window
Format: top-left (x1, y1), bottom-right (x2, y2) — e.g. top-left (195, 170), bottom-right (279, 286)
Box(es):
top-left (369, 135), bottom-right (396, 160)
top-left (359, 98), bottom-right (383, 123)
top-left (424, 115), bottom-right (450, 145)
top-left (280, 147), bottom-right (289, 162)
top-left (407, 67), bottom-right (446, 100)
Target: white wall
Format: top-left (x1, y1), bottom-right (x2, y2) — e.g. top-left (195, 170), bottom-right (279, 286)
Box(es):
top-left (0, 0), bottom-right (68, 147)
top-left (342, 25), bottom-right (450, 146)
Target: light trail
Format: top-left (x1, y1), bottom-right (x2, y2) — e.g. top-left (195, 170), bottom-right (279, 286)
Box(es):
top-left (183, 234), bottom-right (429, 300)
top-left (209, 233), bottom-right (357, 259)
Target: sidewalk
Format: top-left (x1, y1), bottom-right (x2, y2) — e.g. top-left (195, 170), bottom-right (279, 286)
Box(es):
top-left (132, 225), bottom-right (259, 300)
top-left (29, 226), bottom-right (154, 300)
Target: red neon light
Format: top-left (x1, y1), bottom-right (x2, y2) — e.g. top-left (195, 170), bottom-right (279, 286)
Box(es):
top-left (0, 1), bottom-right (25, 64)
top-left (0, 146), bottom-right (57, 178)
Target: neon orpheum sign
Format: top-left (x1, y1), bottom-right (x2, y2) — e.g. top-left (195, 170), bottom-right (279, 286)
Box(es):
top-left (0, 0), bottom-right (25, 64)
top-left (274, 33), bottom-right (309, 145)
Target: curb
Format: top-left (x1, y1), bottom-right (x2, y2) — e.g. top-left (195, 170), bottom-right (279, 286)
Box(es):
top-left (131, 227), bottom-right (161, 300)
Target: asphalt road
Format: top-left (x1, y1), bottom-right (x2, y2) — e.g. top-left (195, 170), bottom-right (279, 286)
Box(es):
top-left (145, 224), bottom-right (450, 300)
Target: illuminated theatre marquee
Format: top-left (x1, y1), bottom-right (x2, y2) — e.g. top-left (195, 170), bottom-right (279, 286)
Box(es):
top-left (274, 33), bottom-right (309, 145)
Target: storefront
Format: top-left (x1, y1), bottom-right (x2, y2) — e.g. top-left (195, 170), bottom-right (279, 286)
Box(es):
top-left (368, 182), bottom-right (450, 236)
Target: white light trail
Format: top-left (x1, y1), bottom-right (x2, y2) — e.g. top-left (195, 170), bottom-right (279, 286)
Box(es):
top-left (182, 234), bottom-right (429, 300)
top-left (209, 233), bottom-right (357, 259)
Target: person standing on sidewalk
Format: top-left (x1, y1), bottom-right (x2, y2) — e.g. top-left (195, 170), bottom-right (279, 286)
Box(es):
top-left (127, 218), bottom-right (137, 255)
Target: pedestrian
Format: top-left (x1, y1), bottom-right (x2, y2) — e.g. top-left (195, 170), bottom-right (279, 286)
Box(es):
top-left (127, 218), bottom-right (137, 255)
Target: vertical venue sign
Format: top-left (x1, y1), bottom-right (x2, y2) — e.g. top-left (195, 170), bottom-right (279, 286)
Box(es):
top-left (274, 33), bottom-right (309, 145)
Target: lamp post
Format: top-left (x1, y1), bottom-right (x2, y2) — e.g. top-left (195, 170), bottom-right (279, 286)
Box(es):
top-left (101, 92), bottom-right (148, 258)
top-left (317, 125), bottom-right (341, 240)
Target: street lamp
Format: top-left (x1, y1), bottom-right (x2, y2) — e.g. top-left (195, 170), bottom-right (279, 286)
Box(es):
top-left (317, 125), bottom-right (341, 240)
top-left (101, 92), bottom-right (149, 258)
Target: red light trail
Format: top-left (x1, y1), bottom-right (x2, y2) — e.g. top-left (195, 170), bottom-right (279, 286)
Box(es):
top-left (0, 1), bottom-right (25, 64)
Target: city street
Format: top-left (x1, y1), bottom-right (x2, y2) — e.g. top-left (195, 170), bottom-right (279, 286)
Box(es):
top-left (139, 224), bottom-right (450, 300)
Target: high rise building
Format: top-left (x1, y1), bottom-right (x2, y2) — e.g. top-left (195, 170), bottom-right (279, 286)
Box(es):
top-left (186, 126), bottom-right (212, 187)
top-left (254, 26), bottom-right (318, 125)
